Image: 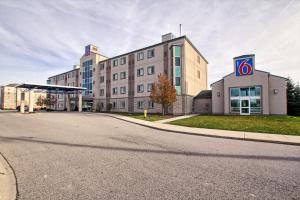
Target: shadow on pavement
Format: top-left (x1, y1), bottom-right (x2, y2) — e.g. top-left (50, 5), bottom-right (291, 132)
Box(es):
top-left (0, 135), bottom-right (299, 162)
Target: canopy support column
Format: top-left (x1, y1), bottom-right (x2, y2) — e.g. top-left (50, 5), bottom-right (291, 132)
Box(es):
top-left (66, 93), bottom-right (71, 112)
top-left (29, 90), bottom-right (34, 113)
top-left (78, 92), bottom-right (82, 112)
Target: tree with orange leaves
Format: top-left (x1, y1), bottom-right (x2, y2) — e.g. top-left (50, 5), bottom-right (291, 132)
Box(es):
top-left (150, 73), bottom-right (177, 115)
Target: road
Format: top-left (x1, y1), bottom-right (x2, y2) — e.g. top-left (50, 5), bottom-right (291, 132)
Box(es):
top-left (0, 112), bottom-right (299, 199)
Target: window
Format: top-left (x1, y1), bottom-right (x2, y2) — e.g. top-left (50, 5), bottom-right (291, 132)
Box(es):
top-left (175, 57), bottom-right (181, 66)
top-left (112, 102), bottom-right (117, 109)
top-left (120, 72), bottom-right (126, 79)
top-left (120, 86), bottom-right (126, 94)
top-left (100, 63), bottom-right (105, 70)
top-left (100, 76), bottom-right (105, 83)
top-left (197, 56), bottom-right (200, 64)
top-left (100, 89), bottom-right (104, 96)
top-left (250, 86), bottom-right (261, 97)
top-left (113, 73), bottom-right (118, 81)
top-left (240, 88), bottom-right (249, 96)
top-left (137, 52), bottom-right (144, 61)
top-left (147, 66), bottom-right (155, 75)
top-left (230, 88), bottom-right (239, 97)
top-left (175, 77), bottom-right (181, 86)
top-left (120, 57), bottom-right (126, 65)
top-left (147, 83), bottom-right (154, 92)
top-left (230, 86), bottom-right (262, 114)
top-left (147, 49), bottom-right (155, 58)
top-left (175, 66), bottom-right (181, 77)
top-left (137, 68), bottom-right (144, 77)
top-left (197, 70), bottom-right (201, 79)
top-left (148, 101), bottom-right (154, 109)
top-left (113, 59), bottom-right (118, 67)
top-left (112, 87), bottom-right (118, 95)
top-left (137, 84), bottom-right (144, 93)
top-left (119, 101), bottom-right (126, 109)
top-left (250, 99), bottom-right (261, 113)
top-left (137, 101), bottom-right (144, 109)
top-left (230, 99), bottom-right (240, 113)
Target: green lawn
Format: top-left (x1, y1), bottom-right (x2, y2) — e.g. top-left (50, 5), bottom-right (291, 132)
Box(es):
top-left (117, 113), bottom-right (173, 122)
top-left (169, 115), bottom-right (300, 136)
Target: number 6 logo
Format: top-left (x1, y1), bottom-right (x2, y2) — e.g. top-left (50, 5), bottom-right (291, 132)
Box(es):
top-left (236, 57), bottom-right (254, 76)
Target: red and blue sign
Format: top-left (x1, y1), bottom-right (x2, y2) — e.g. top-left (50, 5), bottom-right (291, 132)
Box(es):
top-left (235, 56), bottom-right (254, 76)
top-left (85, 45), bottom-right (91, 56)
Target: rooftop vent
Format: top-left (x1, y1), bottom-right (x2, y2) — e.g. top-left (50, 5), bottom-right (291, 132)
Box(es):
top-left (162, 33), bottom-right (175, 42)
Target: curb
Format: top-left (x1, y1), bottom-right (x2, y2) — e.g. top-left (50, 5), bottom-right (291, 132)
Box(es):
top-left (0, 152), bottom-right (18, 200)
top-left (103, 114), bottom-right (300, 146)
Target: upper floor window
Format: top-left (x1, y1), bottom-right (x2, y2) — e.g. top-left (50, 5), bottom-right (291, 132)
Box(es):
top-left (100, 63), bottom-right (105, 70)
top-left (100, 76), bottom-right (105, 83)
top-left (147, 83), bottom-right (154, 92)
top-left (120, 57), bottom-right (126, 65)
top-left (113, 73), bottom-right (118, 81)
top-left (137, 84), bottom-right (144, 93)
top-left (147, 49), bottom-right (155, 58)
top-left (197, 70), bottom-right (201, 79)
top-left (113, 59), bottom-right (118, 67)
top-left (112, 87), bottom-right (118, 95)
top-left (137, 52), bottom-right (144, 61)
top-left (197, 56), bottom-right (201, 64)
top-left (100, 89), bottom-right (104, 96)
top-left (147, 66), bottom-right (155, 75)
top-left (120, 86), bottom-right (126, 94)
top-left (120, 72), bottom-right (126, 79)
top-left (137, 68), bottom-right (144, 77)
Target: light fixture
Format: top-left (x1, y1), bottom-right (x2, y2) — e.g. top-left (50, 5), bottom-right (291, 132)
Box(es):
top-left (274, 89), bottom-right (278, 94)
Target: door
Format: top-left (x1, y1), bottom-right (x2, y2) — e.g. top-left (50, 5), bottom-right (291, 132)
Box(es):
top-left (240, 99), bottom-right (250, 115)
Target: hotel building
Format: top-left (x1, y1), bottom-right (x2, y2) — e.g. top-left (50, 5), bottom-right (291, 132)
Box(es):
top-left (48, 33), bottom-right (209, 114)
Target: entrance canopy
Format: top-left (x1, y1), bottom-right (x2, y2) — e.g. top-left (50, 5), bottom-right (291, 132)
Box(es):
top-left (16, 83), bottom-right (86, 113)
top-left (16, 83), bottom-right (86, 92)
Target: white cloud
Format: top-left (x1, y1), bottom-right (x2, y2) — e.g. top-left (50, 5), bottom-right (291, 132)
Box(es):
top-left (0, 0), bottom-right (299, 86)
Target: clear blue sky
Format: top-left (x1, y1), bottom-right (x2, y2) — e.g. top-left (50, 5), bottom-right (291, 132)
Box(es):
top-left (0, 0), bottom-right (299, 86)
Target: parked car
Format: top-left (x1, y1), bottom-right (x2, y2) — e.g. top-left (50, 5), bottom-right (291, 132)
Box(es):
top-left (16, 105), bottom-right (29, 112)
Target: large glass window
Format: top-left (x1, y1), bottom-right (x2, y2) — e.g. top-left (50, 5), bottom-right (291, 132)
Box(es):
top-left (250, 99), bottom-right (261, 113)
top-left (230, 86), bottom-right (261, 114)
top-left (230, 88), bottom-right (239, 97)
top-left (240, 88), bottom-right (249, 96)
top-left (230, 99), bottom-right (240, 113)
top-left (174, 46), bottom-right (182, 95)
top-left (82, 60), bottom-right (93, 96)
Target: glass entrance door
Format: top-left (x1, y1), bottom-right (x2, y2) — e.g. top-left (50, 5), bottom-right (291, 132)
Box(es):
top-left (240, 99), bottom-right (250, 115)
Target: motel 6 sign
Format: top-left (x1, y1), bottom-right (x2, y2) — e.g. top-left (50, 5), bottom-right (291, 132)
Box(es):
top-left (235, 55), bottom-right (254, 76)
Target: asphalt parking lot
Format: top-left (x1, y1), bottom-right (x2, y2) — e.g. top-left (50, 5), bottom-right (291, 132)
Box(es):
top-left (0, 112), bottom-right (299, 199)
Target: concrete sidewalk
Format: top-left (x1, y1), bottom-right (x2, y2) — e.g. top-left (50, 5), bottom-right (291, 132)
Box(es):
top-left (154, 114), bottom-right (198, 124)
top-left (0, 153), bottom-right (17, 200)
top-left (101, 113), bottom-right (300, 146)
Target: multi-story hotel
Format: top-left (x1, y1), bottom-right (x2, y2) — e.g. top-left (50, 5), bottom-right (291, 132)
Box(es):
top-left (47, 33), bottom-right (208, 114)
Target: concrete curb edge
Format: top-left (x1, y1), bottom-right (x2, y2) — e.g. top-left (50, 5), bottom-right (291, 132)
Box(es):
top-left (0, 152), bottom-right (18, 200)
top-left (104, 114), bottom-right (300, 146)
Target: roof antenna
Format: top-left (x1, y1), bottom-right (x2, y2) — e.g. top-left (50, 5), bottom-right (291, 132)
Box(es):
top-left (179, 24), bottom-right (182, 36)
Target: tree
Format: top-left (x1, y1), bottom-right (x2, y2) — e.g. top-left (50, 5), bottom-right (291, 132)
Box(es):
top-left (44, 95), bottom-right (57, 107)
top-left (150, 73), bottom-right (177, 115)
top-left (287, 77), bottom-right (300, 116)
top-left (36, 96), bottom-right (45, 107)
top-left (287, 77), bottom-right (295, 103)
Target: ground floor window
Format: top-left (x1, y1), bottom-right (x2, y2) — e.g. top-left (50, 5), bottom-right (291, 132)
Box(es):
top-left (230, 86), bottom-right (261, 114)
